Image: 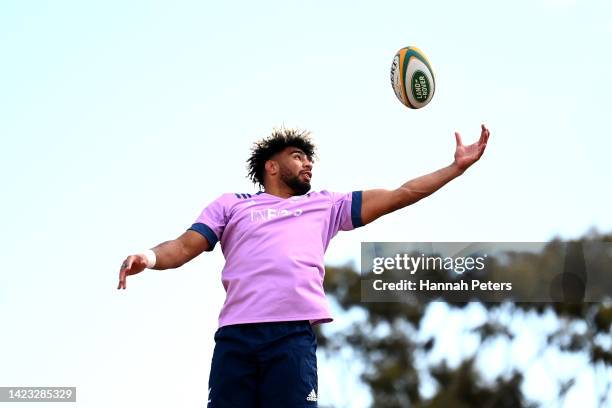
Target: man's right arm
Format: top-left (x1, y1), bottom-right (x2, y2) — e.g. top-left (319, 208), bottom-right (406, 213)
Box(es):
top-left (117, 230), bottom-right (211, 289)
top-left (149, 230), bottom-right (211, 270)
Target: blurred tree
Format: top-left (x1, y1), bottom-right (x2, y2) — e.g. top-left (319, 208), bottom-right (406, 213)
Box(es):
top-left (317, 232), bottom-right (612, 408)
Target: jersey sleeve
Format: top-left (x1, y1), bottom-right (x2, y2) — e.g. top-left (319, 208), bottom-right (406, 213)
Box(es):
top-left (327, 190), bottom-right (364, 235)
top-left (188, 194), bottom-right (231, 250)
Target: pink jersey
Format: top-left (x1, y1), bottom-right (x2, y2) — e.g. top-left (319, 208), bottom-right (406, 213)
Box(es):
top-left (189, 190), bottom-right (363, 327)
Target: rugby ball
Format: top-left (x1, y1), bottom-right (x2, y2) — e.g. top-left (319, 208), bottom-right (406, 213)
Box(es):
top-left (390, 46), bottom-right (435, 109)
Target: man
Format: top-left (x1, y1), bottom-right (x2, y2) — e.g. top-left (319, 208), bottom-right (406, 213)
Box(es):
top-left (117, 125), bottom-right (490, 407)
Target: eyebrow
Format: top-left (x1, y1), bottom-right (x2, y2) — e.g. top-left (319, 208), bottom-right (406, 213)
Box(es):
top-left (289, 149), bottom-right (312, 161)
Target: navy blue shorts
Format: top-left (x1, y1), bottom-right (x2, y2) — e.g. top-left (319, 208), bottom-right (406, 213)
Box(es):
top-left (207, 320), bottom-right (318, 408)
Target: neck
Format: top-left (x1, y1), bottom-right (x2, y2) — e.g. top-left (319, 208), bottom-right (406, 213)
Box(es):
top-left (262, 185), bottom-right (294, 199)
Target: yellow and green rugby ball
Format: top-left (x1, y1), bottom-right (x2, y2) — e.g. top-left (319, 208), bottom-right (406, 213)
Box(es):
top-left (390, 46), bottom-right (435, 109)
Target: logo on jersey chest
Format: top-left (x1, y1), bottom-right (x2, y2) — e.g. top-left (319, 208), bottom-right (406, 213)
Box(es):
top-left (250, 208), bottom-right (303, 221)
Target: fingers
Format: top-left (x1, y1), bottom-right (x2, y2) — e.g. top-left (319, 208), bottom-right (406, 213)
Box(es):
top-left (117, 255), bottom-right (148, 289)
top-left (458, 125), bottom-right (491, 149)
top-left (477, 125), bottom-right (490, 159)
top-left (118, 269), bottom-right (126, 290)
top-left (454, 132), bottom-right (463, 147)
top-left (478, 124), bottom-right (490, 152)
top-left (479, 124), bottom-right (487, 144)
top-left (117, 256), bottom-right (133, 290)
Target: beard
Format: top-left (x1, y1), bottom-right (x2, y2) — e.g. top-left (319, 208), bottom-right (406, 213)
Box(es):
top-left (280, 168), bottom-right (311, 196)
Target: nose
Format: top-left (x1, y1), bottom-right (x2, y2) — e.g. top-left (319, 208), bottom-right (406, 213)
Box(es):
top-left (303, 157), bottom-right (313, 170)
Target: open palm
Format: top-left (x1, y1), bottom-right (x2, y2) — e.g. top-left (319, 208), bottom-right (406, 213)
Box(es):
top-left (454, 124), bottom-right (490, 172)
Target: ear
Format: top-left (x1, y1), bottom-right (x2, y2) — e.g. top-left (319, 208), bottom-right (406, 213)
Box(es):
top-left (264, 159), bottom-right (278, 176)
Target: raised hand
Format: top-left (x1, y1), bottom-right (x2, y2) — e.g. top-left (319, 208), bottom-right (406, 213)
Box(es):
top-left (453, 124), bottom-right (490, 172)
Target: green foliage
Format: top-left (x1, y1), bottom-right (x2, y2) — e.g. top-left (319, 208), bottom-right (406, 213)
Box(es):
top-left (318, 232), bottom-right (612, 407)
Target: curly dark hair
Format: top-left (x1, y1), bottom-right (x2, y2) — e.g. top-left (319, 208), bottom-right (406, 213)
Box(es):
top-left (247, 128), bottom-right (317, 187)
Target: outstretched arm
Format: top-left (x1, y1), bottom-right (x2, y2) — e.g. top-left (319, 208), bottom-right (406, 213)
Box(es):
top-left (360, 124), bottom-right (490, 225)
top-left (117, 230), bottom-right (210, 289)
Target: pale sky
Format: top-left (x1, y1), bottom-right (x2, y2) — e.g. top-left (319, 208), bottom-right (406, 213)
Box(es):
top-left (1, 0), bottom-right (611, 406)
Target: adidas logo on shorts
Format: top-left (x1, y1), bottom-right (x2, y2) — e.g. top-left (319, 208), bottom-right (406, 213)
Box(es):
top-left (306, 389), bottom-right (318, 402)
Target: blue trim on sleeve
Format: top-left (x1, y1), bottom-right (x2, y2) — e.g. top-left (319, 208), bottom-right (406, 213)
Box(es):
top-left (351, 191), bottom-right (364, 228)
top-left (188, 223), bottom-right (219, 249)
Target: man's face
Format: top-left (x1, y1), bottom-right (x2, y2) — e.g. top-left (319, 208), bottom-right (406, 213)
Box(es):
top-left (276, 147), bottom-right (313, 195)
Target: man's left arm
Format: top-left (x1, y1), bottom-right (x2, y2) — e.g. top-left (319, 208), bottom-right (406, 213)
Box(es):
top-left (360, 124), bottom-right (490, 226)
